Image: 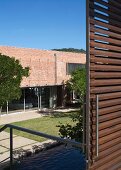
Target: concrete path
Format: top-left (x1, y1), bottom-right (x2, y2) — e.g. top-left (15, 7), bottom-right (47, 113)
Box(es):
top-left (0, 131), bottom-right (55, 169)
top-left (0, 108), bottom-right (78, 169)
top-left (0, 110), bottom-right (43, 125)
top-left (54, 108), bottom-right (79, 113)
top-left (0, 108), bottom-right (79, 126)
top-left (0, 111), bottom-right (50, 169)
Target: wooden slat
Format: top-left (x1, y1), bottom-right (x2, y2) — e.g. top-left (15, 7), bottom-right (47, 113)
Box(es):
top-left (92, 130), bottom-right (121, 145)
top-left (99, 92), bottom-right (121, 100)
top-left (91, 92), bottom-right (121, 101)
top-left (91, 149), bottom-right (121, 170)
top-left (90, 2), bottom-right (121, 23)
top-left (95, 0), bottom-right (121, 16)
top-left (90, 64), bottom-right (121, 71)
top-left (110, 0), bottom-right (121, 10)
top-left (93, 156), bottom-right (121, 170)
top-left (96, 143), bottom-right (121, 160)
top-left (94, 98), bottom-right (121, 108)
top-left (92, 148), bottom-right (121, 169)
top-left (91, 72), bottom-right (121, 78)
top-left (93, 123), bottom-right (121, 138)
top-left (96, 105), bottom-right (121, 115)
top-left (91, 79), bottom-right (121, 86)
top-left (93, 137), bottom-right (121, 152)
top-left (88, 0), bottom-right (121, 169)
top-left (90, 49), bottom-right (121, 58)
top-left (90, 11), bottom-right (121, 29)
top-left (90, 41), bottom-right (121, 53)
top-left (90, 27), bottom-right (121, 40)
top-left (90, 0), bottom-right (108, 7)
top-left (90, 18), bottom-right (121, 34)
top-left (91, 85), bottom-right (121, 94)
top-left (92, 111), bottom-right (121, 123)
top-left (90, 33), bottom-right (121, 46)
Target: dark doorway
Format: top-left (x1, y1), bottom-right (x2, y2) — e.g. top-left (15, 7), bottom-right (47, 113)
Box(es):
top-left (57, 86), bottom-right (63, 107)
top-left (41, 87), bottom-right (50, 108)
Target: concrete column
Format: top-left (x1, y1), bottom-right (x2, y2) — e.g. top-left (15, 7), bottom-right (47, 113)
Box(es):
top-left (38, 88), bottom-right (40, 111)
top-left (40, 88), bottom-right (41, 110)
top-left (38, 87), bottom-right (42, 111)
top-left (24, 89), bottom-right (26, 112)
top-left (54, 53), bottom-right (57, 84)
top-left (7, 101), bottom-right (8, 114)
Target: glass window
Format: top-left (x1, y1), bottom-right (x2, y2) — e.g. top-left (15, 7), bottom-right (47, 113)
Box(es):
top-left (66, 63), bottom-right (85, 75)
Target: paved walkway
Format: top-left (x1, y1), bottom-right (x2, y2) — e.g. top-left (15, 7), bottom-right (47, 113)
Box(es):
top-left (0, 108), bottom-right (79, 126)
top-left (0, 131), bottom-right (55, 169)
top-left (0, 110), bottom-right (51, 169)
top-left (0, 110), bottom-right (43, 125)
top-left (0, 108), bottom-right (79, 169)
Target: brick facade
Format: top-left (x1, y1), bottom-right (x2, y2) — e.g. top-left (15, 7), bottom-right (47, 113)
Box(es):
top-left (0, 46), bottom-right (86, 87)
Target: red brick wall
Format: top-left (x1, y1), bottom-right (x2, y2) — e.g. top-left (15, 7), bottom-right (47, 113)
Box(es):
top-left (0, 46), bottom-right (86, 87)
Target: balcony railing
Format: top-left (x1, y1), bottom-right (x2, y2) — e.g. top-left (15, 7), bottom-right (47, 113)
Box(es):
top-left (0, 124), bottom-right (84, 170)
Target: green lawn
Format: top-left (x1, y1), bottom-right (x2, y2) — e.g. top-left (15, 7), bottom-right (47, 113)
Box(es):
top-left (5, 111), bottom-right (78, 142)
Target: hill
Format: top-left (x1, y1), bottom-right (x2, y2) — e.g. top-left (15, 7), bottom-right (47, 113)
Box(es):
top-left (52, 48), bottom-right (86, 54)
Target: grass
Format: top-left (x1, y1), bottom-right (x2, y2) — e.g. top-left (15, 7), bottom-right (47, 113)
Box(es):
top-left (4, 111), bottom-right (79, 142)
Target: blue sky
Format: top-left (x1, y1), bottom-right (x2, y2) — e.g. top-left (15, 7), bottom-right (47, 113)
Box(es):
top-left (0, 0), bottom-right (86, 50)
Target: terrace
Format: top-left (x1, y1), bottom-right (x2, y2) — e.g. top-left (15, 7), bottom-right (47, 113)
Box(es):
top-left (1, 0), bottom-right (121, 169)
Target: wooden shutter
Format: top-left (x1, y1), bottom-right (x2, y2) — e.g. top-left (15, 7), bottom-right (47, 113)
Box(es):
top-left (86, 0), bottom-right (121, 169)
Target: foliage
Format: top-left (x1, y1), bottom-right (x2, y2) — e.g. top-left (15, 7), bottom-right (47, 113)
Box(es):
top-left (58, 110), bottom-right (83, 142)
top-left (4, 112), bottom-right (75, 142)
top-left (58, 68), bottom-right (86, 142)
top-left (52, 48), bottom-right (86, 54)
top-left (66, 68), bottom-right (86, 104)
top-left (0, 54), bottom-right (29, 107)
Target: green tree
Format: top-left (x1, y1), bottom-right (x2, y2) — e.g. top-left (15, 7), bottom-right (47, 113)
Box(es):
top-left (0, 54), bottom-right (29, 112)
top-left (66, 68), bottom-right (86, 104)
top-left (58, 68), bottom-right (86, 142)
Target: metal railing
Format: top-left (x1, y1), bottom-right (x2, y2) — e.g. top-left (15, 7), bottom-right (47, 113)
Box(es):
top-left (0, 124), bottom-right (84, 170)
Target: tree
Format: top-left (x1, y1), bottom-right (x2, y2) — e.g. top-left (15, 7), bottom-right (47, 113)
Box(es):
top-left (52, 48), bottom-right (86, 54)
top-left (58, 68), bottom-right (86, 142)
top-left (66, 68), bottom-right (86, 104)
top-left (0, 54), bottom-right (29, 112)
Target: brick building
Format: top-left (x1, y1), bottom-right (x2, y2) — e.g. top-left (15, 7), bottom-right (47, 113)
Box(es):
top-left (0, 46), bottom-right (86, 113)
